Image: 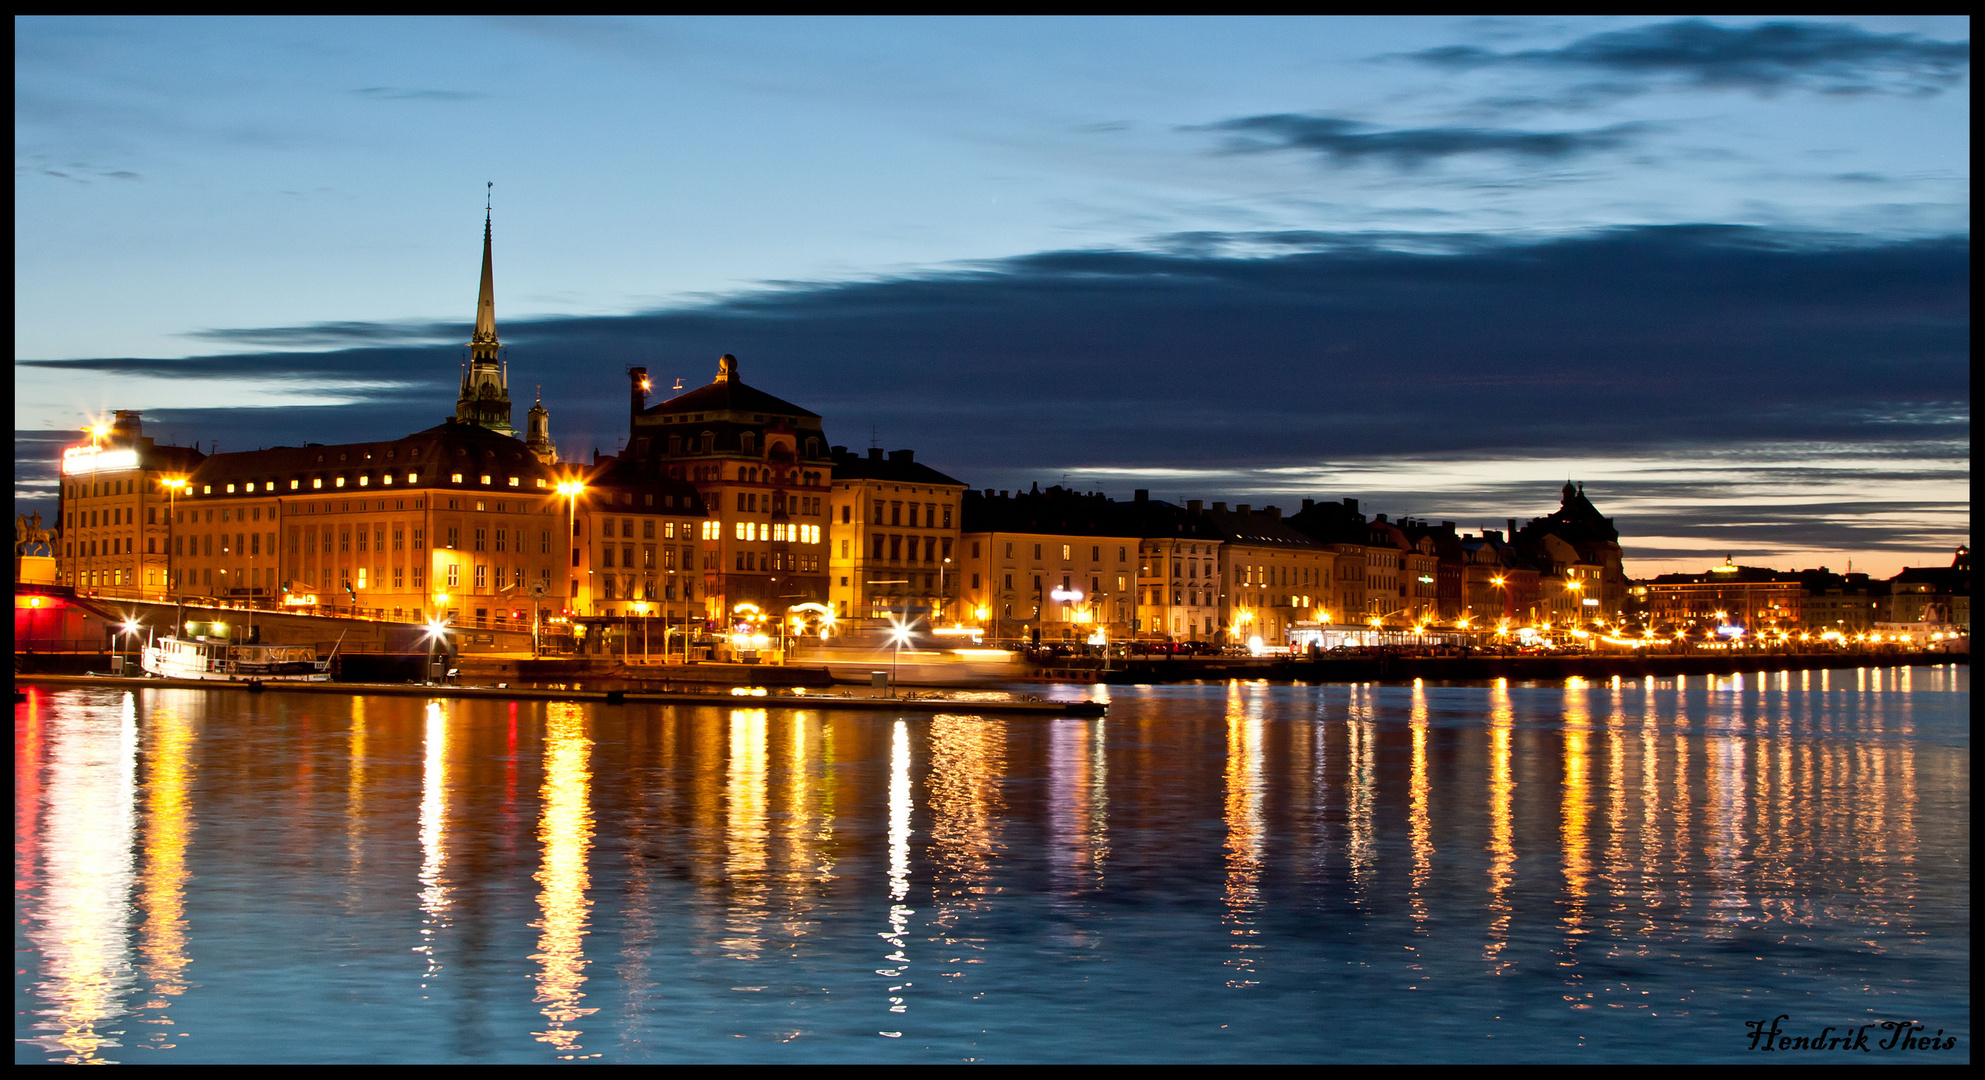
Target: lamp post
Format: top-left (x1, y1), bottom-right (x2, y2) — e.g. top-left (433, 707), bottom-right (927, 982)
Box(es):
top-left (161, 476), bottom-right (187, 635)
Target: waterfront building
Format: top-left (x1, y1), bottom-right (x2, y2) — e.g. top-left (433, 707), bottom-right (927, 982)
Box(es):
top-left (1515, 482), bottom-right (1628, 621)
top-left (1121, 492), bottom-right (1226, 642)
top-left (1287, 498), bottom-right (1370, 621)
top-left (626, 355), bottom-right (833, 624)
top-left (959, 486), bottom-right (1140, 644)
top-left (1795, 568), bottom-right (1885, 636)
top-left (53, 411), bottom-right (206, 597)
top-left (1397, 518), bottom-right (1466, 624)
top-left (824, 446), bottom-right (967, 624)
top-left (1205, 503), bottom-right (1334, 644)
top-left (168, 418), bottom-right (570, 628)
top-left (1637, 557), bottom-right (1803, 635)
top-left (565, 452), bottom-right (709, 625)
top-left (1885, 547), bottom-right (1971, 632)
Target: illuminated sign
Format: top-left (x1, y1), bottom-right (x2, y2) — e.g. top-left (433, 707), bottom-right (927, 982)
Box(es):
top-left (1049, 587), bottom-right (1084, 601)
top-left (281, 594), bottom-right (319, 607)
top-left (1582, 598), bottom-right (1600, 606)
top-left (61, 445), bottom-right (139, 475)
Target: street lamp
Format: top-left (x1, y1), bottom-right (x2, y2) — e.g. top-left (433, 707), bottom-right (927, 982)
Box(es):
top-left (558, 479), bottom-right (586, 623)
top-left (422, 614), bottom-right (451, 684)
top-left (161, 476), bottom-right (187, 630)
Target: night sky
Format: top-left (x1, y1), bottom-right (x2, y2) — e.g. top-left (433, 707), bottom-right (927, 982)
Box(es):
top-left (15, 17), bottom-right (1970, 577)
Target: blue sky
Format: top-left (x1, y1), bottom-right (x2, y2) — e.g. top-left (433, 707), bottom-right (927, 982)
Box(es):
top-left (14, 16), bottom-right (1970, 577)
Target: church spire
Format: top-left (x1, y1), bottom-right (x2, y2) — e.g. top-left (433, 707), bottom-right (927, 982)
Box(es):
top-left (455, 186), bottom-right (515, 436)
top-left (471, 184), bottom-right (498, 357)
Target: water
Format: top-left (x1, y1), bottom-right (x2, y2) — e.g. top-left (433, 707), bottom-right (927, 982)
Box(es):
top-left (15, 667), bottom-right (1970, 1062)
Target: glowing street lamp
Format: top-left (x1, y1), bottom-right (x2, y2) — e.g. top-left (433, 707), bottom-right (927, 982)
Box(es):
top-left (557, 478), bottom-right (586, 617)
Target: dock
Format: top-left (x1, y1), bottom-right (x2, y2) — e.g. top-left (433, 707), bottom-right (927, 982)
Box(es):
top-left (14, 673), bottom-right (1109, 716)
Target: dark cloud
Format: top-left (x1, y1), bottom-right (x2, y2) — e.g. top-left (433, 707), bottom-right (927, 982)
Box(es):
top-left (18, 225), bottom-right (1969, 569)
top-left (1413, 19), bottom-right (1970, 97)
top-left (183, 320), bottom-right (456, 348)
top-left (1196, 114), bottom-right (1647, 168)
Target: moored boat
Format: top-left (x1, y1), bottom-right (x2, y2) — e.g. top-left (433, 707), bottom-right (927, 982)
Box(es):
top-left (141, 636), bottom-right (333, 681)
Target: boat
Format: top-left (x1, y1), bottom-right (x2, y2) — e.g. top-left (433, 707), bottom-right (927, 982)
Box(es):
top-left (141, 635), bottom-right (335, 681)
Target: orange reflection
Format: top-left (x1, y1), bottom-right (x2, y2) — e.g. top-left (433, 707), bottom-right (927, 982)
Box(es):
top-left (346, 697), bottom-right (367, 886)
top-left (532, 702), bottom-right (597, 1057)
top-left (929, 715), bottom-right (1006, 919)
top-left (1347, 688), bottom-right (1376, 887)
top-left (1560, 679), bottom-right (1592, 1001)
top-left (1221, 685), bottom-right (1264, 987)
top-left (1408, 681), bottom-right (1432, 927)
top-left (1485, 679), bottom-right (1515, 970)
top-left (23, 692), bottom-right (139, 1063)
top-left (721, 709), bottom-right (770, 960)
top-left (135, 701), bottom-right (195, 1049)
top-left (1050, 718), bottom-right (1108, 894)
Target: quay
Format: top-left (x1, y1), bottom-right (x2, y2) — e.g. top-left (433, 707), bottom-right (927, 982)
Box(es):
top-left (1038, 649), bottom-right (1965, 683)
top-left (13, 673), bottom-right (1109, 716)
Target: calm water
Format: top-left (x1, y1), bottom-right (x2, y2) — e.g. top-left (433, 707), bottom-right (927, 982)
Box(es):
top-left (15, 667), bottom-right (1970, 1062)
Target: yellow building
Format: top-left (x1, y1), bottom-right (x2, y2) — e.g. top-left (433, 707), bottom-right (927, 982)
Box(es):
top-left (155, 418), bottom-right (572, 630)
top-left (825, 446), bottom-right (967, 623)
top-left (1121, 492), bottom-right (1225, 642)
top-left (958, 486), bottom-right (1139, 644)
top-left (54, 411), bottom-right (206, 597)
top-left (567, 453), bottom-right (709, 622)
top-left (1205, 504), bottom-right (1335, 644)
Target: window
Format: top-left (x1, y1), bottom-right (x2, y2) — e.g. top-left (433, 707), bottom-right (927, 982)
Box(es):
top-left (541, 530), bottom-right (550, 553)
top-left (413, 529), bottom-right (425, 550)
top-left (1064, 545), bottom-right (1073, 561)
top-left (943, 506), bottom-right (953, 529)
top-left (643, 519), bottom-right (655, 540)
top-left (340, 529), bottom-right (351, 553)
top-left (622, 519), bottom-right (635, 538)
top-left (446, 564), bottom-right (460, 588)
top-left (842, 505), bottom-right (851, 524)
top-left (393, 566), bottom-right (404, 589)
top-left (890, 502), bottom-right (902, 526)
top-left (840, 540), bottom-right (849, 558)
top-left (474, 565), bottom-right (487, 588)
top-left (494, 528), bottom-right (505, 552)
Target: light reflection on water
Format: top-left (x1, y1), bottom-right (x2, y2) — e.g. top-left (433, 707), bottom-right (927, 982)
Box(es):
top-left (12, 667), bottom-right (1971, 1062)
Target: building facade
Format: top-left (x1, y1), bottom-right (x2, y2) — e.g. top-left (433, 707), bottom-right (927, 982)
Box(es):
top-left (1122, 492), bottom-right (1226, 642)
top-left (1206, 504), bottom-right (1334, 644)
top-left (959, 487), bottom-right (1140, 644)
top-left (825, 446), bottom-right (967, 624)
top-left (628, 356), bottom-right (833, 625)
top-left (53, 411), bottom-right (206, 597)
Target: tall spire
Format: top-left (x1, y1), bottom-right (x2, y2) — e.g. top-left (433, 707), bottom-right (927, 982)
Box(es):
top-left (456, 186), bottom-right (515, 437)
top-left (471, 184), bottom-right (497, 356)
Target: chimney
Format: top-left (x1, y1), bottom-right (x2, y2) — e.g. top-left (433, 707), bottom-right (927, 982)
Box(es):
top-left (1187, 499), bottom-right (1203, 513)
top-left (1343, 497), bottom-right (1358, 514)
top-left (888, 449), bottom-right (913, 463)
top-left (999, 490), bottom-right (1008, 498)
top-left (1212, 502), bottom-right (1227, 512)
top-left (1507, 518), bottom-right (1517, 537)
top-left (1301, 498), bottom-right (1315, 512)
top-left (1265, 506), bottom-right (1281, 520)
top-left (111, 410), bottom-right (143, 444)
top-left (868, 447), bottom-right (883, 461)
top-left (1134, 489), bottom-right (1149, 503)
top-left (1486, 529), bottom-right (1503, 543)
top-left (1235, 504), bottom-right (1250, 514)
top-left (629, 367), bottom-right (649, 420)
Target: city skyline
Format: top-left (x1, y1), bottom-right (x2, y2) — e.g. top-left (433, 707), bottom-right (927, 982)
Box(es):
top-left (15, 16), bottom-right (1971, 578)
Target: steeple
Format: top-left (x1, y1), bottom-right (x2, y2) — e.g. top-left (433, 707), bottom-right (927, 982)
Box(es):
top-left (471, 203), bottom-right (497, 360)
top-left (455, 187), bottom-right (515, 436)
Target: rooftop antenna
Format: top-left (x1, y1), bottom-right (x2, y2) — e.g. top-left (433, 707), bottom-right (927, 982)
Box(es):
top-left (870, 424), bottom-right (879, 450)
top-left (672, 377), bottom-right (684, 393)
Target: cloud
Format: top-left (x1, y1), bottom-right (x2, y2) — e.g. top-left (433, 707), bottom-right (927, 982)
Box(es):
top-left (16, 225), bottom-right (1968, 573)
top-left (1196, 114), bottom-right (1649, 168)
top-left (182, 320), bottom-right (460, 349)
top-left (352, 87), bottom-right (485, 102)
top-left (1411, 19), bottom-right (1970, 97)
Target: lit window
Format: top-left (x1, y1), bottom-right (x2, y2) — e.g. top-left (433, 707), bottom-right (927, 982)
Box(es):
top-left (382, 474), bottom-right (393, 485)
top-left (357, 568), bottom-right (367, 588)
top-left (358, 476), bottom-right (369, 487)
top-left (290, 479), bottom-right (299, 490)
top-left (536, 478), bottom-right (547, 488)
top-left (451, 473), bottom-right (464, 483)
top-left (480, 475), bottom-right (491, 485)
top-left (226, 483), bottom-right (236, 493)
top-left (408, 472), bottom-right (418, 483)
top-left (335, 477), bottom-right (345, 488)
top-left (735, 521), bottom-right (749, 540)
top-left (508, 477), bottom-right (519, 487)
top-left (203, 485), bottom-right (212, 494)
top-left (244, 482), bottom-right (256, 492)
top-left (313, 478), bottom-right (323, 489)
